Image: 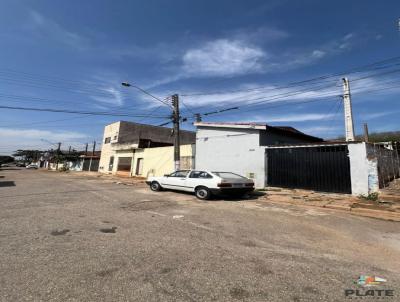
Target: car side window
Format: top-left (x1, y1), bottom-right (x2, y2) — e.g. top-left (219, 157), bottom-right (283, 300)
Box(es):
top-left (189, 171), bottom-right (213, 179)
top-left (199, 172), bottom-right (213, 179)
top-left (170, 171), bottom-right (189, 177)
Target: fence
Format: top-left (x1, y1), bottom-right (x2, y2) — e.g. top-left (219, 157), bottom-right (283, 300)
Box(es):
top-left (367, 142), bottom-right (400, 188)
top-left (266, 144), bottom-right (352, 193)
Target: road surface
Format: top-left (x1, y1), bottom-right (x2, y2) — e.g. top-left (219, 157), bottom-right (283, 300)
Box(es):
top-left (0, 168), bottom-right (399, 301)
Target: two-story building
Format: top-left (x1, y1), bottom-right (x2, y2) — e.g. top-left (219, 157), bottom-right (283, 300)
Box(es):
top-left (99, 121), bottom-right (196, 177)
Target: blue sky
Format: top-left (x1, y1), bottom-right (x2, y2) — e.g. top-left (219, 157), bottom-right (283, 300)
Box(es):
top-left (0, 0), bottom-right (399, 154)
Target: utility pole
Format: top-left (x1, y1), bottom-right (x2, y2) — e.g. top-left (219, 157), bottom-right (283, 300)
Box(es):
top-left (88, 141), bottom-right (96, 172)
top-left (85, 143), bottom-right (88, 155)
top-left (172, 94), bottom-right (180, 171)
top-left (194, 113), bottom-right (202, 123)
top-left (56, 142), bottom-right (61, 170)
top-left (68, 146), bottom-right (71, 154)
top-left (342, 78), bottom-right (355, 142)
top-left (363, 123), bottom-right (369, 142)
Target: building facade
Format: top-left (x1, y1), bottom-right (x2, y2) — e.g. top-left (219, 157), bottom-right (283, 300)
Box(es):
top-left (99, 121), bottom-right (196, 177)
top-left (194, 122), bottom-right (322, 188)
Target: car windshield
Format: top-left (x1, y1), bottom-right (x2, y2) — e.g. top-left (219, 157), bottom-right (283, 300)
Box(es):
top-left (212, 172), bottom-right (246, 179)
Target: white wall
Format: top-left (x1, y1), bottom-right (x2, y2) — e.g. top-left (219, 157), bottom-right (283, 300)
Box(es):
top-left (348, 143), bottom-right (379, 195)
top-left (99, 122), bottom-right (121, 173)
top-left (195, 127), bottom-right (266, 188)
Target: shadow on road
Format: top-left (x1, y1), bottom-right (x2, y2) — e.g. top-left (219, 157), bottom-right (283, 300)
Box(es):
top-left (0, 181), bottom-right (16, 187)
top-left (212, 191), bottom-right (266, 202)
top-left (165, 189), bottom-right (266, 202)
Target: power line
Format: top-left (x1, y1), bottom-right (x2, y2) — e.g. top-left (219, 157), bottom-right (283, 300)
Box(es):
top-left (182, 69), bottom-right (400, 121)
top-left (180, 56), bottom-right (400, 96)
top-left (0, 105), bottom-right (169, 118)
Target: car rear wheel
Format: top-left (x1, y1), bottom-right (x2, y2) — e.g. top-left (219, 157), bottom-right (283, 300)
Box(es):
top-left (195, 186), bottom-right (211, 200)
top-left (150, 181), bottom-right (162, 191)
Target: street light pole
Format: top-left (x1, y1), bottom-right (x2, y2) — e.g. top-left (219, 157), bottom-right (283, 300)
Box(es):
top-left (121, 82), bottom-right (180, 171)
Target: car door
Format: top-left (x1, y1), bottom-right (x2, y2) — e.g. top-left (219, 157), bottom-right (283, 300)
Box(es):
top-left (161, 170), bottom-right (190, 191)
top-left (186, 171), bottom-right (214, 192)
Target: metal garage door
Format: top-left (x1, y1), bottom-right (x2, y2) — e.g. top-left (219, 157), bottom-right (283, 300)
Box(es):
top-left (266, 145), bottom-right (351, 193)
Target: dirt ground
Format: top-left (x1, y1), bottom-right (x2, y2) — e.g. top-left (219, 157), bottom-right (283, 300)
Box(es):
top-left (0, 168), bottom-right (399, 301)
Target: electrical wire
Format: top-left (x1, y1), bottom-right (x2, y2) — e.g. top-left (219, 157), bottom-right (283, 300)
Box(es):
top-left (180, 56), bottom-right (400, 96)
top-left (0, 105), bottom-right (169, 118)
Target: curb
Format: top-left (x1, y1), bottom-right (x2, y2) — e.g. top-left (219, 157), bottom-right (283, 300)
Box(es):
top-left (260, 197), bottom-right (399, 222)
top-left (349, 207), bottom-right (400, 222)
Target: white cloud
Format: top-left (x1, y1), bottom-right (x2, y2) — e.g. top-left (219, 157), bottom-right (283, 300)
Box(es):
top-left (182, 39), bottom-right (266, 77)
top-left (0, 128), bottom-right (88, 155)
top-left (90, 87), bottom-right (124, 106)
top-left (312, 50), bottom-right (326, 59)
top-left (232, 26), bottom-right (289, 43)
top-left (181, 83), bottom-right (339, 108)
top-left (232, 113), bottom-right (336, 124)
top-left (266, 113), bottom-right (335, 123)
top-left (29, 10), bottom-right (87, 50)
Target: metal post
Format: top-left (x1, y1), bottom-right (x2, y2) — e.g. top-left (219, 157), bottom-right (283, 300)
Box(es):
top-left (342, 78), bottom-right (355, 142)
top-left (194, 113), bottom-right (202, 122)
top-left (363, 123), bottom-right (369, 142)
top-left (88, 141), bottom-right (96, 172)
top-left (395, 142), bottom-right (400, 178)
top-left (172, 94), bottom-right (180, 171)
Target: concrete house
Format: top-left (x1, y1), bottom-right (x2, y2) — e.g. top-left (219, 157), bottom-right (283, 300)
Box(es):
top-left (194, 122), bottom-right (322, 188)
top-left (99, 121), bottom-right (196, 177)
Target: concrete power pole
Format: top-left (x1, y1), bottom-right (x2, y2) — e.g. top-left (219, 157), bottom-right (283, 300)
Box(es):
top-left (172, 94), bottom-right (180, 171)
top-left (55, 142), bottom-right (61, 170)
top-left (342, 78), bottom-right (355, 142)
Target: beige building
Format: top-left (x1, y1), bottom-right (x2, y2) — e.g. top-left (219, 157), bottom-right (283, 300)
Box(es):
top-left (99, 121), bottom-right (196, 177)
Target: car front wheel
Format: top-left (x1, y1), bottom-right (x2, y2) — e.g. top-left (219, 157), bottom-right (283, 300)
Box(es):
top-left (195, 186), bottom-right (211, 200)
top-left (150, 181), bottom-right (162, 191)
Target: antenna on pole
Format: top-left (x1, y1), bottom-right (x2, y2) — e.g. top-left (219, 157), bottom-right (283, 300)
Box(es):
top-left (342, 78), bottom-right (355, 142)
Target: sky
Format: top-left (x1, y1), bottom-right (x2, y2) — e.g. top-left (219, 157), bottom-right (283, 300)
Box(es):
top-left (0, 0), bottom-right (399, 154)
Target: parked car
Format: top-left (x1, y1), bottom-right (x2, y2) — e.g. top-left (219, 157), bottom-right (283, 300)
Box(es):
top-left (16, 162), bottom-right (26, 167)
top-left (25, 163), bottom-right (38, 169)
top-left (146, 170), bottom-right (254, 200)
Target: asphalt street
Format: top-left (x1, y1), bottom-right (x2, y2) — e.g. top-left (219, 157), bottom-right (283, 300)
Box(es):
top-left (0, 168), bottom-right (399, 301)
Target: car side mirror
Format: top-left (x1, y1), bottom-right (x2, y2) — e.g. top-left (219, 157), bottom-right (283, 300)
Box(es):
top-left (164, 174), bottom-right (169, 177)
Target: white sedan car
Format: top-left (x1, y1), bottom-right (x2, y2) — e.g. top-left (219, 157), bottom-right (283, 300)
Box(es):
top-left (146, 170), bottom-right (254, 200)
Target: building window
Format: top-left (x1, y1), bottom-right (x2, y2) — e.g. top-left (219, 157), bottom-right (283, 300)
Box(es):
top-left (104, 137), bottom-right (111, 144)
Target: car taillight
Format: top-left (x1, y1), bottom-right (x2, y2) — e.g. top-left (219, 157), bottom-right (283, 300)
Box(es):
top-left (217, 183), bottom-right (232, 187)
top-left (245, 183), bottom-right (254, 187)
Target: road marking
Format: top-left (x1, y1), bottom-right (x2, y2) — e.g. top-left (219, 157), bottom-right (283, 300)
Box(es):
top-left (146, 210), bottom-right (214, 231)
top-left (147, 210), bottom-right (167, 217)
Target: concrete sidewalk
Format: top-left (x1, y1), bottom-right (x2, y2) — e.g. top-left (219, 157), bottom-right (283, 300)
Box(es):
top-left (260, 187), bottom-right (400, 222)
top-left (47, 170), bottom-right (400, 221)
